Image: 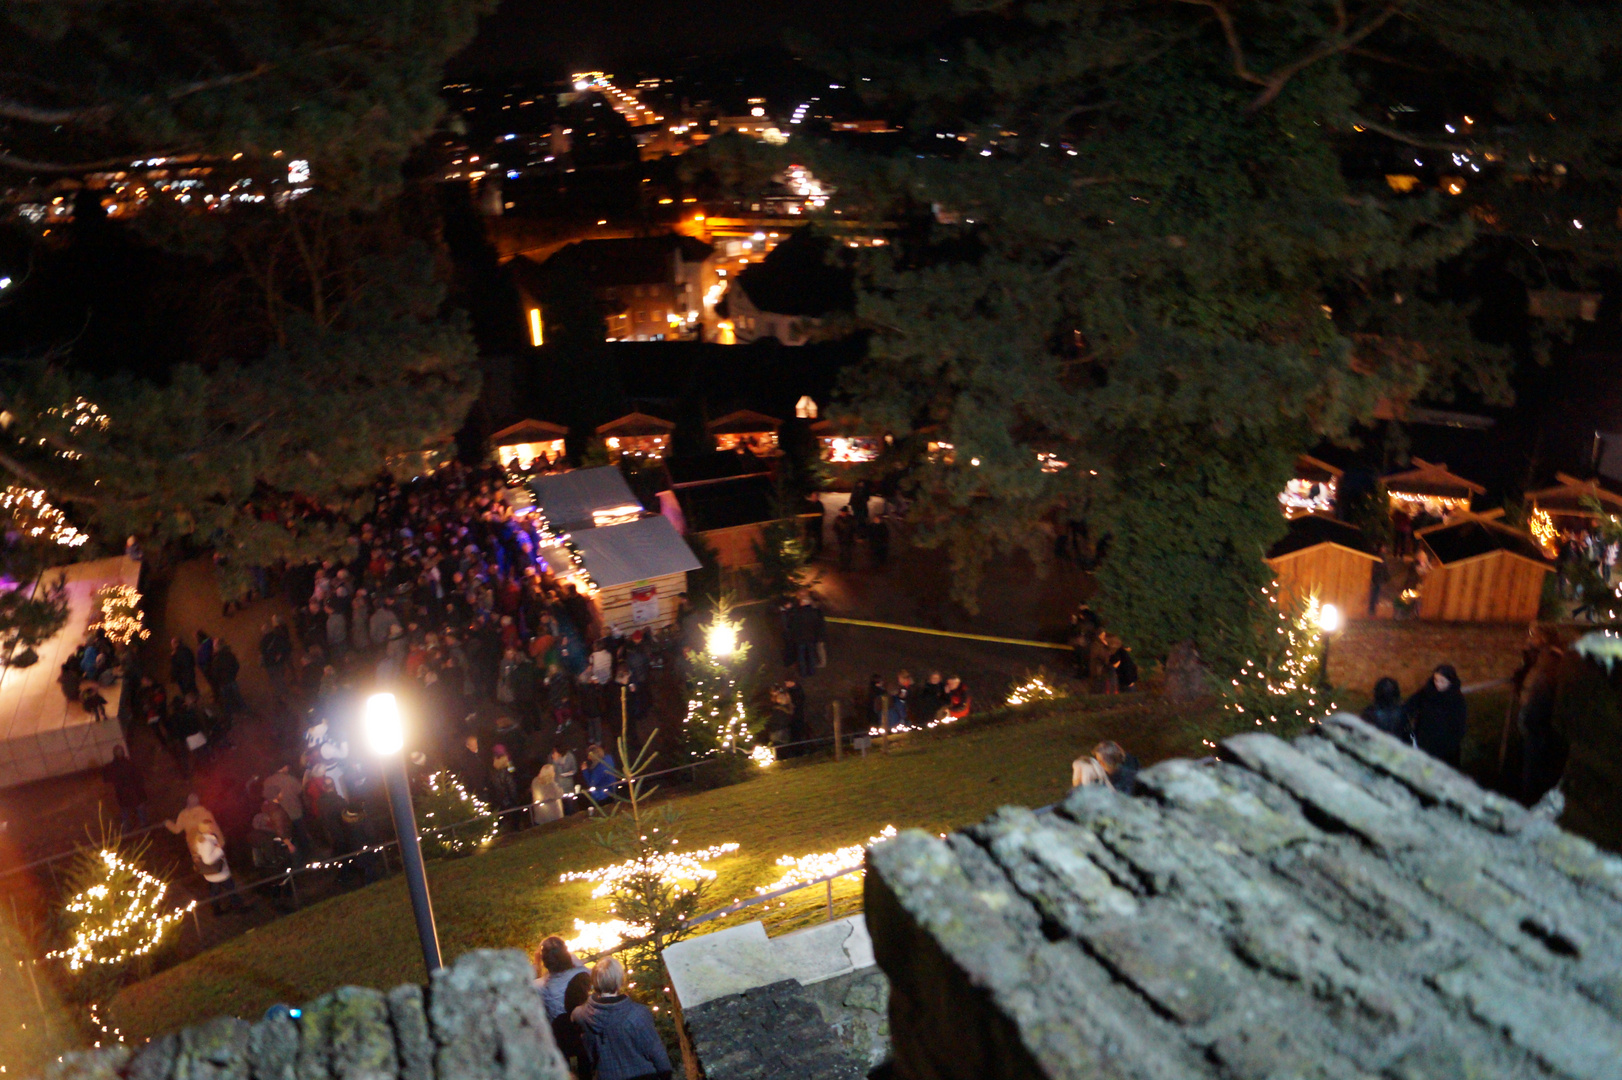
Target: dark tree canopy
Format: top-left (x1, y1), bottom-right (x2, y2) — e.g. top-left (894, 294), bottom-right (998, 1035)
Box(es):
top-left (0, 1), bottom-right (493, 593)
top-left (805, 0), bottom-right (1622, 664)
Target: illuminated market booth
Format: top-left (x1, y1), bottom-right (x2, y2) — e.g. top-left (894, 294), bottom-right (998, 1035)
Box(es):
top-left (490, 418), bottom-right (569, 472)
top-left (529, 467), bottom-right (700, 634)
top-left (0, 555), bottom-right (141, 788)
top-left (810, 419), bottom-right (885, 464)
top-left (1413, 513), bottom-right (1553, 622)
top-left (1523, 472), bottom-right (1622, 546)
top-left (596, 412), bottom-right (675, 463)
top-left (1278, 455), bottom-right (1342, 519)
top-left (1383, 458), bottom-right (1483, 520)
top-left (1265, 514), bottom-right (1380, 618)
top-left (707, 410), bottom-right (782, 456)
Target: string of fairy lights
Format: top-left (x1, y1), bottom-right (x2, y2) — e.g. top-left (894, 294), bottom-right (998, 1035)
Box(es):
top-left (420, 771), bottom-right (501, 855)
top-left (756, 826), bottom-right (896, 894)
top-left (1005, 672), bottom-right (1067, 706)
top-left (1213, 583), bottom-right (1336, 747)
top-left (558, 843), bottom-right (740, 899)
top-left (528, 508), bottom-right (599, 595)
top-left (0, 485), bottom-right (88, 547)
top-left (89, 584), bottom-right (150, 646)
top-left (45, 849), bottom-right (195, 972)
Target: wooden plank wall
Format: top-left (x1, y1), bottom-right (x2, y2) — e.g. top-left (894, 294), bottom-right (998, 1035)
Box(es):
top-left (593, 571), bottom-right (687, 635)
top-left (1417, 552), bottom-right (1549, 622)
top-left (1267, 546), bottom-right (1375, 618)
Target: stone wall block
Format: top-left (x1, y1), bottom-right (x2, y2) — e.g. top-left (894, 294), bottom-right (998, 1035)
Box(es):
top-left (426, 949), bottom-right (567, 1080)
top-left (173, 1018), bottom-right (251, 1080)
top-left (125, 1036), bottom-right (177, 1080)
top-left (246, 1012), bottom-right (297, 1080)
top-left (384, 987), bottom-right (430, 1080)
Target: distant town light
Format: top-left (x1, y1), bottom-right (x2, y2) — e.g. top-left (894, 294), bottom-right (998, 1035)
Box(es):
top-left (751, 107), bottom-right (765, 117)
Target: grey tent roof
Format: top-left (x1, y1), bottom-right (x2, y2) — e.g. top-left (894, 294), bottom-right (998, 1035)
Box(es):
top-left (571, 515), bottom-right (701, 589)
top-left (530, 467), bottom-right (640, 531)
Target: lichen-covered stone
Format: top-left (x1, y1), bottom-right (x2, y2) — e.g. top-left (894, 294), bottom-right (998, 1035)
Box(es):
top-left (29, 950), bottom-right (566, 1080)
top-left (870, 716), bottom-right (1622, 1080)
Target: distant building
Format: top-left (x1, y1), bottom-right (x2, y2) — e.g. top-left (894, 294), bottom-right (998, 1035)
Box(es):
top-left (512, 234), bottom-right (714, 342)
top-left (716, 230), bottom-right (853, 345)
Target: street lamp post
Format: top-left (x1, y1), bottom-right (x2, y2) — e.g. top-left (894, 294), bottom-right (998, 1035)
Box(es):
top-left (1317, 603), bottom-right (1343, 690)
top-left (364, 692), bottom-right (442, 975)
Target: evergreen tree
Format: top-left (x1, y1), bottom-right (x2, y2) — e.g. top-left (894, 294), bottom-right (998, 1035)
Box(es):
top-left (0, 3), bottom-right (492, 587)
top-left (414, 771), bottom-right (498, 859)
top-left (793, 0), bottom-right (1621, 665)
top-left (682, 606), bottom-right (757, 760)
top-left (1210, 583), bottom-right (1336, 746)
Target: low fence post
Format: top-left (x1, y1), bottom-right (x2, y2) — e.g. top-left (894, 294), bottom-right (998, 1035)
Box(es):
top-left (825, 877), bottom-right (834, 922)
top-left (831, 701), bottom-right (842, 761)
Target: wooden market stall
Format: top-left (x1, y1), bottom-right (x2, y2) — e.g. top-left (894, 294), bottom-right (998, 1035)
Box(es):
top-left (1278, 455), bottom-right (1343, 518)
top-left (1414, 514), bottom-right (1553, 622)
top-left (707, 410), bottom-right (782, 456)
top-left (1265, 514), bottom-right (1379, 617)
top-left (1524, 472), bottom-right (1622, 528)
top-left (1383, 458), bottom-right (1484, 519)
top-left (528, 466), bottom-right (699, 634)
top-left (596, 412), bottom-right (675, 462)
top-left (490, 419), bottom-right (569, 472)
top-left (809, 419), bottom-right (884, 464)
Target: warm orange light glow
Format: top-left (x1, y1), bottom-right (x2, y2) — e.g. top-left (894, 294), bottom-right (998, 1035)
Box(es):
top-left (528, 308), bottom-right (544, 347)
top-left (717, 320), bottom-right (736, 345)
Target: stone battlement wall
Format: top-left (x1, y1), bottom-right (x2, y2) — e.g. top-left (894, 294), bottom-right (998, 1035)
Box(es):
top-left (31, 951), bottom-right (568, 1080)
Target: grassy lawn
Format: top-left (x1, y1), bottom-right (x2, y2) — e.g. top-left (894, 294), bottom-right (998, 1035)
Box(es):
top-left (106, 695), bottom-right (1197, 1040)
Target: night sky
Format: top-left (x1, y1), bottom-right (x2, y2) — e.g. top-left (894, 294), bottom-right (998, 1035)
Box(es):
top-left (454, 0), bottom-right (951, 73)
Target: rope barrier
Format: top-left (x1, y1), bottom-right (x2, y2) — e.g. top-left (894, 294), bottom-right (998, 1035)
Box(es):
top-left (824, 616), bottom-right (1073, 651)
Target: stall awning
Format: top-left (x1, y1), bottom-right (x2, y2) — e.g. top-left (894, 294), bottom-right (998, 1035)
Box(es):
top-left (530, 467), bottom-right (642, 531)
top-left (571, 515), bottom-right (702, 589)
top-left (491, 418), bottom-right (569, 444)
top-left (1383, 458), bottom-right (1485, 498)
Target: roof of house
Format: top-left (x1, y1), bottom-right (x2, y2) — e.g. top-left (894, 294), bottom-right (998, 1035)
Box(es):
top-left (1418, 515), bottom-right (1552, 566)
top-left (1383, 457), bottom-right (1486, 498)
top-left (1294, 454), bottom-right (1344, 484)
top-left (596, 411), bottom-right (676, 437)
top-left (1526, 471), bottom-right (1622, 516)
top-left (529, 466), bottom-right (640, 531)
top-left (707, 409), bottom-right (782, 434)
top-left (570, 514), bottom-right (701, 589)
top-left (730, 230), bottom-right (854, 318)
top-left (1266, 514), bottom-right (1378, 560)
top-left (528, 234), bottom-right (714, 289)
top-left (490, 418), bottom-right (569, 444)
top-left (867, 714), bottom-right (1622, 1079)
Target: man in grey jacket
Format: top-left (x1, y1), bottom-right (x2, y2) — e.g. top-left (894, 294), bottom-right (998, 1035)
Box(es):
top-left (571, 957), bottom-right (672, 1080)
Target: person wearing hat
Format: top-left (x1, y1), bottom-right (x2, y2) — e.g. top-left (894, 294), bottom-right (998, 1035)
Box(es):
top-left (193, 828), bottom-right (245, 915)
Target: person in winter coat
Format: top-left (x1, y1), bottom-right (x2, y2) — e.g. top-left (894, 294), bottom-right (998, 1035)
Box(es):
top-left (1517, 631), bottom-right (1567, 804)
top-left (571, 957), bottom-right (673, 1080)
top-left (193, 829), bottom-right (245, 915)
top-left (1360, 677), bottom-right (1411, 741)
top-left (531, 763), bottom-right (566, 824)
top-left (1072, 740), bottom-right (1139, 794)
top-left (1406, 664), bottom-right (1468, 768)
top-left (532, 936), bottom-right (590, 1021)
top-left (101, 745), bottom-right (148, 831)
top-left (165, 792), bottom-right (222, 852)
top-left (942, 676), bottom-right (971, 720)
top-left (915, 672), bottom-right (946, 721)
top-left (170, 637), bottom-right (198, 697)
top-left (580, 745), bottom-right (617, 806)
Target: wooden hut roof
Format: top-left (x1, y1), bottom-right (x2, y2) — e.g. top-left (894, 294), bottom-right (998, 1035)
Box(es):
top-left (1383, 458), bottom-right (1485, 498)
top-left (1266, 514), bottom-right (1378, 561)
top-left (490, 418), bottom-right (569, 443)
top-left (596, 411), bottom-right (676, 437)
top-left (529, 466), bottom-right (641, 531)
top-left (1294, 455), bottom-right (1344, 484)
top-left (1417, 515), bottom-right (1551, 567)
top-left (706, 410), bottom-right (782, 435)
top-left (1525, 472), bottom-right (1622, 517)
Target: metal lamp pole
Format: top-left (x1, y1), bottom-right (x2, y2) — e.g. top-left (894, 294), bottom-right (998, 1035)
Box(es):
top-left (365, 693), bottom-right (442, 975)
top-left (1317, 603), bottom-right (1343, 691)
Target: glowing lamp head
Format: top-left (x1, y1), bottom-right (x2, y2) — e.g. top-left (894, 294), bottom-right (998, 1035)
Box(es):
top-left (1317, 603), bottom-right (1343, 635)
top-left (364, 692), bottom-right (405, 756)
top-left (706, 619), bottom-right (738, 659)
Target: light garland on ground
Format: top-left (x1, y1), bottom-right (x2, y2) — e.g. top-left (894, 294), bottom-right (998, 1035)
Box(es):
top-left (867, 712), bottom-right (959, 736)
top-left (564, 918), bottom-right (652, 958)
top-left (46, 849), bottom-right (194, 972)
top-left (750, 744), bottom-right (776, 768)
top-left (419, 771), bottom-right (499, 856)
top-left (0, 485), bottom-right (88, 547)
top-left (1006, 673), bottom-right (1067, 706)
top-left (89, 584), bottom-right (149, 646)
top-left (756, 826), bottom-right (897, 894)
top-left (559, 843), bottom-right (740, 899)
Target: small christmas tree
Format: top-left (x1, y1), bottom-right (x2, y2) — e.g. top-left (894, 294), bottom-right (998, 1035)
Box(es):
top-left (682, 603), bottom-right (756, 759)
top-left (415, 771), bottom-right (498, 859)
top-left (1211, 583), bottom-right (1336, 747)
top-left (89, 585), bottom-right (150, 648)
top-left (48, 833), bottom-right (193, 1003)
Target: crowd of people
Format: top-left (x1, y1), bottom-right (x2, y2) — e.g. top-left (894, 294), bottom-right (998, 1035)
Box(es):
top-left (534, 938), bottom-right (672, 1080)
top-left (108, 462), bottom-right (696, 910)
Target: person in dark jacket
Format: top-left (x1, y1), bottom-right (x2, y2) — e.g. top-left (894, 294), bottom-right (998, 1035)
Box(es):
top-left (169, 637), bottom-right (197, 697)
top-left (571, 957), bottom-right (672, 1080)
top-left (915, 672), bottom-right (946, 721)
top-left (1406, 664), bottom-right (1468, 768)
top-left (101, 745), bottom-right (148, 830)
top-left (1360, 677), bottom-right (1411, 741)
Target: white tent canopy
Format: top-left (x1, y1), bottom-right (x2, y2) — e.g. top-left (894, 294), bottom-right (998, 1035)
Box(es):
top-left (571, 515), bottom-right (702, 589)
